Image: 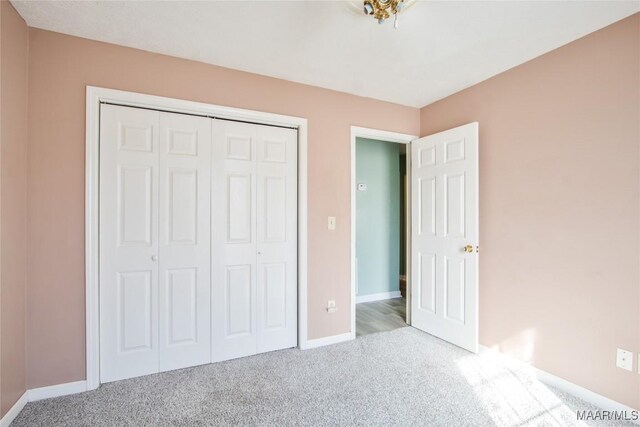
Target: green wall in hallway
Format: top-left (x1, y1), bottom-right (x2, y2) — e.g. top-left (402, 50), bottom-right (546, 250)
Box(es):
top-left (356, 137), bottom-right (401, 296)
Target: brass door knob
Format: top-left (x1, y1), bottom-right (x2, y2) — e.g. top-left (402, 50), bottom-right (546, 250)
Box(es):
top-left (463, 245), bottom-right (474, 253)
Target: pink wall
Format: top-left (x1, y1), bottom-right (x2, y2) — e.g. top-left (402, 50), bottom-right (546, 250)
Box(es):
top-left (9, 8), bottom-right (638, 414)
top-left (420, 14), bottom-right (640, 410)
top-left (25, 28), bottom-right (419, 389)
top-left (0, 0), bottom-right (28, 418)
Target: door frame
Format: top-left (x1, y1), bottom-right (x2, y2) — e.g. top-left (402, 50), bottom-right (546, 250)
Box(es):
top-left (350, 126), bottom-right (417, 338)
top-left (86, 86), bottom-right (309, 390)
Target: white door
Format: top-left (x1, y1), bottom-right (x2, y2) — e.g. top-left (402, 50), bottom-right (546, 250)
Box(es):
top-left (211, 119), bottom-right (297, 362)
top-left (100, 105), bottom-right (212, 382)
top-left (100, 105), bottom-right (160, 382)
top-left (255, 124), bottom-right (297, 354)
top-left (410, 122), bottom-right (479, 353)
top-left (158, 112), bottom-right (211, 371)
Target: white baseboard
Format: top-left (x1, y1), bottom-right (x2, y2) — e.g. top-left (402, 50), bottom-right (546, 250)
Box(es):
top-left (0, 392), bottom-right (28, 427)
top-left (302, 332), bottom-right (353, 349)
top-left (28, 380), bottom-right (87, 402)
top-left (479, 346), bottom-right (639, 419)
top-left (356, 291), bottom-right (401, 304)
top-left (532, 367), bottom-right (639, 419)
top-left (0, 380), bottom-right (87, 426)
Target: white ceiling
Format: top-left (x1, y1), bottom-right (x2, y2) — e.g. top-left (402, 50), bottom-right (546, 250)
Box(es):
top-left (11, 1), bottom-right (640, 107)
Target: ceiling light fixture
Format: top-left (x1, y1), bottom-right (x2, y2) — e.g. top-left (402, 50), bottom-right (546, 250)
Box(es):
top-left (363, 0), bottom-right (405, 28)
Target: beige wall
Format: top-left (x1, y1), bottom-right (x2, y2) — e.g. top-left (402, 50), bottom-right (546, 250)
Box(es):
top-left (25, 28), bottom-right (420, 389)
top-left (420, 14), bottom-right (640, 410)
top-left (0, 0), bottom-right (28, 418)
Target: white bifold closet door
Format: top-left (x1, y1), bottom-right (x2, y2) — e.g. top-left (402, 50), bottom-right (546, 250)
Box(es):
top-left (100, 105), bottom-right (211, 382)
top-left (211, 120), bottom-right (297, 362)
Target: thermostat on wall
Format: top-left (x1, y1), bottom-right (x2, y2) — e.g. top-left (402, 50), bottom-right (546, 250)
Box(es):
top-left (357, 183), bottom-right (367, 191)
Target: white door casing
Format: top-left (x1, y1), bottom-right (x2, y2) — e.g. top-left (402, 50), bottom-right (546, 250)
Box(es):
top-left (158, 112), bottom-right (211, 371)
top-left (211, 120), bottom-right (297, 362)
top-left (99, 105), bottom-right (160, 382)
top-left (86, 86), bottom-right (309, 389)
top-left (410, 122), bottom-right (479, 353)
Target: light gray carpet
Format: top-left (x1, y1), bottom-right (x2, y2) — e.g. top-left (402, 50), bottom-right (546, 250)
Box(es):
top-left (13, 327), bottom-right (635, 426)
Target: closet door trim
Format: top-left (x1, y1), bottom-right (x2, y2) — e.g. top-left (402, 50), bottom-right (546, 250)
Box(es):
top-left (86, 86), bottom-right (308, 390)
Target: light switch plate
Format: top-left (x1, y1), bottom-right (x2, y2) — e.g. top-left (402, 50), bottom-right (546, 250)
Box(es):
top-left (327, 300), bottom-right (338, 313)
top-left (616, 348), bottom-right (633, 371)
top-left (328, 216), bottom-right (336, 230)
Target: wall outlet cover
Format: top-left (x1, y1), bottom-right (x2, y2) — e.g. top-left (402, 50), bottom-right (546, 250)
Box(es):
top-left (616, 348), bottom-right (633, 371)
top-left (357, 183), bottom-right (367, 191)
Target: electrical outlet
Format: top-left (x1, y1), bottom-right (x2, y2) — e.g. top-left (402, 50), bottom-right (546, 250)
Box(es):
top-left (616, 348), bottom-right (633, 371)
top-left (327, 216), bottom-right (336, 230)
top-left (327, 300), bottom-right (338, 313)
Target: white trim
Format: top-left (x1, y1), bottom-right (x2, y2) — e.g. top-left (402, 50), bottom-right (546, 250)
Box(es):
top-left (303, 332), bottom-right (353, 350)
top-left (28, 380), bottom-right (88, 402)
top-left (0, 393), bottom-right (27, 427)
top-left (297, 122), bottom-right (308, 356)
top-left (86, 86), bottom-right (309, 389)
top-left (350, 126), bottom-right (417, 339)
top-left (533, 367), bottom-right (639, 419)
top-left (356, 291), bottom-right (402, 304)
top-left (351, 126), bottom-right (418, 144)
top-left (85, 88), bottom-right (100, 391)
top-left (0, 381), bottom-right (89, 425)
top-left (479, 346), bottom-right (640, 419)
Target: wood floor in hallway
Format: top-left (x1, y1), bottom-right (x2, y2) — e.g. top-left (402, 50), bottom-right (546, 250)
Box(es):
top-left (356, 297), bottom-right (406, 337)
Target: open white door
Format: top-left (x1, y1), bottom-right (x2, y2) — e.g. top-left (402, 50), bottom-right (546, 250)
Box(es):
top-left (410, 122), bottom-right (478, 353)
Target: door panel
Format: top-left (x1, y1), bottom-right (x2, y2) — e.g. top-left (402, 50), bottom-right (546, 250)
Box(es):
top-left (100, 105), bottom-right (160, 382)
top-left (418, 252), bottom-right (436, 313)
top-left (411, 122), bottom-right (478, 353)
top-left (264, 177), bottom-right (286, 242)
top-left (212, 120), bottom-right (259, 362)
top-left (118, 270), bottom-right (153, 351)
top-left (118, 166), bottom-right (153, 245)
top-left (444, 173), bottom-right (465, 237)
top-left (211, 120), bottom-right (297, 362)
top-left (166, 268), bottom-right (197, 344)
top-left (418, 177), bottom-right (436, 237)
top-left (167, 169), bottom-right (197, 244)
top-left (227, 173), bottom-right (252, 243)
top-left (263, 263), bottom-right (286, 329)
top-left (101, 105), bottom-right (296, 380)
top-left (226, 265), bottom-right (253, 336)
top-left (444, 256), bottom-right (465, 322)
top-left (256, 127), bottom-right (297, 353)
top-left (158, 112), bottom-right (211, 372)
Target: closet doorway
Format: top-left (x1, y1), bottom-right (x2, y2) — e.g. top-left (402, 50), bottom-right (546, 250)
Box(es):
top-left (88, 88), bottom-right (307, 387)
